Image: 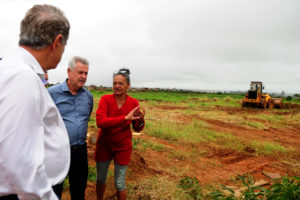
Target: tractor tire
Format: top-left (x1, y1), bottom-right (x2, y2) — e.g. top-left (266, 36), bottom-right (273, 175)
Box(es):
top-left (242, 102), bottom-right (247, 108)
top-left (267, 101), bottom-right (274, 109)
top-left (260, 98), bottom-right (267, 109)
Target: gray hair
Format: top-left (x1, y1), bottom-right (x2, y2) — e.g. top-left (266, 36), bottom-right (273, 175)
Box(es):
top-left (19, 4), bottom-right (70, 49)
top-left (68, 56), bottom-right (89, 70)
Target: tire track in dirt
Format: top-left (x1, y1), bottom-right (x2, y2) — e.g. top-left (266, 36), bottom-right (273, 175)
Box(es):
top-left (198, 117), bottom-right (300, 152)
top-left (131, 134), bottom-right (286, 186)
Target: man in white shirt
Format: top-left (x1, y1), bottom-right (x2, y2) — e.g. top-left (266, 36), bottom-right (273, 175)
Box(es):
top-left (0, 4), bottom-right (71, 200)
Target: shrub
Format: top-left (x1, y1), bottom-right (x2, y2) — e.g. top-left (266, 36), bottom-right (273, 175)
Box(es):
top-left (265, 176), bottom-right (300, 200)
top-left (286, 96), bottom-right (293, 101)
top-left (207, 174), bottom-right (300, 200)
top-left (178, 177), bottom-right (203, 199)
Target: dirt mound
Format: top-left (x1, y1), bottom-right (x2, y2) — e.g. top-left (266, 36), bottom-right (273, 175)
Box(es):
top-left (129, 151), bottom-right (163, 179)
top-left (282, 103), bottom-right (300, 109)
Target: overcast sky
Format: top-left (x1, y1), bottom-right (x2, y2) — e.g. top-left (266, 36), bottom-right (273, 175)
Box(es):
top-left (0, 0), bottom-right (299, 93)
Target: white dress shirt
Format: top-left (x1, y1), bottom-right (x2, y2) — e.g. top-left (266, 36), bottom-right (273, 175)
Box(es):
top-left (0, 47), bottom-right (70, 200)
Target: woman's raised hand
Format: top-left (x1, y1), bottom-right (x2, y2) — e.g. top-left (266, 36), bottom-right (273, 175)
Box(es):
top-left (125, 106), bottom-right (142, 121)
top-left (134, 107), bottom-right (145, 119)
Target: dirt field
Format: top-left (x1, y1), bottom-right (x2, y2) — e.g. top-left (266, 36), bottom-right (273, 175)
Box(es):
top-left (62, 101), bottom-right (300, 199)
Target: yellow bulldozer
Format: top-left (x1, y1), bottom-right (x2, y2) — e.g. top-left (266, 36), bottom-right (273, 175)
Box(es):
top-left (242, 81), bottom-right (282, 108)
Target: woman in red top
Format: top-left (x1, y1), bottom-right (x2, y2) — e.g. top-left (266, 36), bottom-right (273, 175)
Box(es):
top-left (95, 68), bottom-right (145, 200)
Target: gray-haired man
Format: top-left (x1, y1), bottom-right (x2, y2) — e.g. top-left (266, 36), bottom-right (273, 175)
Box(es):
top-left (0, 4), bottom-right (70, 200)
top-left (48, 56), bottom-right (93, 200)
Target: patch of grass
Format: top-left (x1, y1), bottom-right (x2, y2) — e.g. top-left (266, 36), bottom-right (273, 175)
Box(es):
top-left (88, 117), bottom-right (97, 129)
top-left (146, 119), bottom-right (245, 152)
top-left (197, 110), bottom-right (242, 124)
top-left (279, 156), bottom-right (300, 174)
top-left (192, 119), bottom-right (209, 129)
top-left (188, 102), bottom-right (198, 109)
top-left (88, 166), bottom-right (97, 182)
top-left (181, 109), bottom-right (199, 115)
top-left (253, 114), bottom-right (284, 123)
top-left (251, 140), bottom-right (287, 155)
top-left (145, 105), bottom-right (295, 157)
top-left (240, 120), bottom-right (267, 130)
top-left (145, 121), bottom-right (183, 142)
top-left (214, 132), bottom-right (244, 151)
top-left (127, 176), bottom-right (190, 200)
top-left (216, 97), bottom-right (241, 107)
top-left (150, 142), bottom-right (166, 152)
top-left (63, 177), bottom-right (69, 190)
top-left (168, 150), bottom-right (195, 161)
top-left (132, 138), bottom-right (166, 152)
top-left (147, 116), bottom-right (292, 157)
top-left (178, 177), bottom-right (203, 199)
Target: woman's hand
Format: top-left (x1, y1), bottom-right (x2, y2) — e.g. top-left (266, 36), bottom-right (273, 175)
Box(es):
top-left (125, 106), bottom-right (142, 121)
top-left (133, 108), bottom-right (145, 120)
top-left (125, 106), bottom-right (146, 121)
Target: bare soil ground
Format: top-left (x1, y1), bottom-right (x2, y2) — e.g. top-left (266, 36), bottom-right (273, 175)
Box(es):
top-left (62, 103), bottom-right (300, 199)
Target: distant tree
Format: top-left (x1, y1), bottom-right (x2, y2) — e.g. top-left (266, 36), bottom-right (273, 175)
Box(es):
top-left (294, 94), bottom-right (300, 97)
top-left (286, 96), bottom-right (293, 101)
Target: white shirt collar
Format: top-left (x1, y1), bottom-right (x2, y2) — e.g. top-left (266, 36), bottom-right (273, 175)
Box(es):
top-left (17, 47), bottom-right (45, 78)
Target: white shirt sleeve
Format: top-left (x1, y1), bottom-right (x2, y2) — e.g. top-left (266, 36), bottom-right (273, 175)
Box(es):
top-left (0, 71), bottom-right (58, 200)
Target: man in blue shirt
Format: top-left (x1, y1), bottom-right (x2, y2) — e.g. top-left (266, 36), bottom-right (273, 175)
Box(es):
top-left (48, 56), bottom-right (93, 200)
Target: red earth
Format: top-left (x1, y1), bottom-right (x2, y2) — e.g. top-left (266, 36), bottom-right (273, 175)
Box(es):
top-left (62, 103), bottom-right (300, 199)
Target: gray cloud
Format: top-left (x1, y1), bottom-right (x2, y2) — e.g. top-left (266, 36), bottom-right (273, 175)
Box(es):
top-left (0, 0), bottom-right (299, 93)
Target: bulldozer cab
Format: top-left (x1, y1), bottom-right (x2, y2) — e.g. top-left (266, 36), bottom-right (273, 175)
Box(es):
top-left (250, 82), bottom-right (263, 92)
top-left (248, 81), bottom-right (263, 99)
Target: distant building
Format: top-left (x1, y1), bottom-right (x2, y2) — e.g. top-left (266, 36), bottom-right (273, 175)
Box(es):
top-left (87, 85), bottom-right (97, 90)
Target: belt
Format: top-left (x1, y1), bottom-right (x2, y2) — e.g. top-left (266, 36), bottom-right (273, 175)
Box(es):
top-left (0, 194), bottom-right (18, 200)
top-left (71, 143), bottom-right (87, 153)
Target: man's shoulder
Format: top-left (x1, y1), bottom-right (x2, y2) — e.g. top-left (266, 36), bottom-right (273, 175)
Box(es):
top-left (47, 83), bottom-right (66, 100)
top-left (0, 57), bottom-right (35, 79)
top-left (48, 83), bottom-right (63, 94)
top-left (1, 64), bottom-right (40, 88)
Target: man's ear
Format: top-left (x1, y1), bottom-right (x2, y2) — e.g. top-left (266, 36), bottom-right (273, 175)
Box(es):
top-left (51, 34), bottom-right (63, 49)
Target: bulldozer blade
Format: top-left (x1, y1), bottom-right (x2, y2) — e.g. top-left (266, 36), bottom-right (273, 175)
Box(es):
top-left (271, 98), bottom-right (282, 108)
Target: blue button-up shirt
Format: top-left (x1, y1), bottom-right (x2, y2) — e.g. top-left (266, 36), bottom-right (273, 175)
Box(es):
top-left (48, 80), bottom-right (93, 146)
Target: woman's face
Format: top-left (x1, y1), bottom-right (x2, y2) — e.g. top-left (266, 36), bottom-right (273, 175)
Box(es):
top-left (113, 75), bottom-right (129, 96)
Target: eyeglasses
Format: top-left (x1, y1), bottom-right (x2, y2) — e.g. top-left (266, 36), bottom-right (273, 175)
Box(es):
top-left (113, 69), bottom-right (128, 75)
top-left (113, 70), bottom-right (130, 84)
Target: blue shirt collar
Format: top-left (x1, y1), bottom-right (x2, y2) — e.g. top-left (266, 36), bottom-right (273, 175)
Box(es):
top-left (62, 79), bottom-right (85, 93)
top-left (61, 79), bottom-right (70, 92)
